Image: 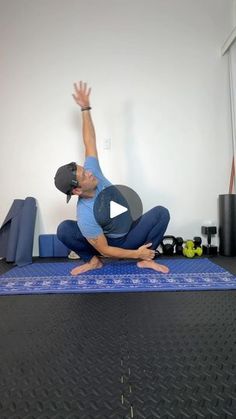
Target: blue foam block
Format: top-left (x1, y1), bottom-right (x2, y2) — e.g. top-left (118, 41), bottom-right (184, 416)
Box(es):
top-left (39, 235), bottom-right (54, 257)
top-left (53, 235), bottom-right (69, 257)
top-left (39, 234), bottom-right (69, 257)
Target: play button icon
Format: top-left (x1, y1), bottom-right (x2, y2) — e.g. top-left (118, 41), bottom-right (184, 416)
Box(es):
top-left (110, 201), bottom-right (128, 218)
top-left (94, 185), bottom-right (143, 236)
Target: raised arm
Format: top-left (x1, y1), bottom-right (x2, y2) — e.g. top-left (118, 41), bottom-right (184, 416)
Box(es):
top-left (72, 81), bottom-right (98, 158)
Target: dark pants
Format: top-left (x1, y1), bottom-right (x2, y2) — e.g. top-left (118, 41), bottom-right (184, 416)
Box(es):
top-left (57, 206), bottom-right (170, 262)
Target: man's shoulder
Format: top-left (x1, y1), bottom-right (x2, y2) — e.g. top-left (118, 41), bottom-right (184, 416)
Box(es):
top-left (84, 155), bottom-right (99, 161)
top-left (77, 196), bottom-right (95, 209)
top-left (84, 155), bottom-right (99, 166)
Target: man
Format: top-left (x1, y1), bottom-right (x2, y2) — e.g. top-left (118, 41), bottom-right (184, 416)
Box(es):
top-left (54, 81), bottom-right (170, 276)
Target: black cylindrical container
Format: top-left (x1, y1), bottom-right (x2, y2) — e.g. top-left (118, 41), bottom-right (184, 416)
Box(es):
top-left (219, 194), bottom-right (236, 256)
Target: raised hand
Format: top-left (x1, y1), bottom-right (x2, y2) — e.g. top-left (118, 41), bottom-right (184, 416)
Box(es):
top-left (72, 81), bottom-right (91, 108)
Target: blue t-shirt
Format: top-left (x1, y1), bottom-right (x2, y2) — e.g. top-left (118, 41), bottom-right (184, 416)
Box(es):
top-left (77, 156), bottom-right (127, 239)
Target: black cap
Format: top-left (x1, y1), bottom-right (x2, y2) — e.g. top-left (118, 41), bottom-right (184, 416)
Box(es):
top-left (54, 162), bottom-right (79, 203)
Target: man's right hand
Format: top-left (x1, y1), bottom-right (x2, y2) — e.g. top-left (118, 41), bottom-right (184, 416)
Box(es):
top-left (137, 243), bottom-right (155, 260)
top-left (72, 81), bottom-right (91, 108)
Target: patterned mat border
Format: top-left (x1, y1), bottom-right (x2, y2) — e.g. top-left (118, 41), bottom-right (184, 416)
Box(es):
top-left (0, 271), bottom-right (235, 295)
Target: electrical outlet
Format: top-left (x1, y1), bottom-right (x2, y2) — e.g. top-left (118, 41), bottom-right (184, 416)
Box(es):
top-left (103, 138), bottom-right (111, 150)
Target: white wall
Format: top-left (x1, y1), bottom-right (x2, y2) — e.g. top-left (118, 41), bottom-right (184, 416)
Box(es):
top-left (0, 0), bottom-right (234, 255)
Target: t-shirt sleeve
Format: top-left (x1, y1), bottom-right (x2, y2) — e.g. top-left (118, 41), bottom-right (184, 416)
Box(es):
top-left (84, 156), bottom-right (103, 176)
top-left (83, 156), bottom-right (112, 187)
top-left (77, 211), bottom-right (103, 239)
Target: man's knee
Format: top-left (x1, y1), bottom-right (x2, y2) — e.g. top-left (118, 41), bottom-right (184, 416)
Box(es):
top-left (154, 206), bottom-right (170, 225)
top-left (57, 220), bottom-right (75, 242)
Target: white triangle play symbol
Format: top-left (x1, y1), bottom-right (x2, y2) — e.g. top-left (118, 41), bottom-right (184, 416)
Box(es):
top-left (110, 200), bottom-right (128, 219)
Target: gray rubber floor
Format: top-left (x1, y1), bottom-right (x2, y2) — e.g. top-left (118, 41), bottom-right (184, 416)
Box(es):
top-left (0, 255), bottom-right (236, 418)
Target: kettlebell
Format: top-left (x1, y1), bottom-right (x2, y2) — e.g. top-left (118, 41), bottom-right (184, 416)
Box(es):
top-left (160, 236), bottom-right (176, 256)
top-left (193, 237), bottom-right (203, 256)
top-left (175, 237), bottom-right (184, 255)
top-left (193, 236), bottom-right (202, 248)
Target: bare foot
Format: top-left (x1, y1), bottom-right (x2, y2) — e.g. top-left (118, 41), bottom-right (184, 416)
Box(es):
top-left (70, 255), bottom-right (103, 276)
top-left (137, 260), bottom-right (169, 273)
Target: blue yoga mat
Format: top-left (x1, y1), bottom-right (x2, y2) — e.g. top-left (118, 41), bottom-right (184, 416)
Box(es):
top-left (0, 197), bottom-right (37, 266)
top-left (0, 258), bottom-right (235, 295)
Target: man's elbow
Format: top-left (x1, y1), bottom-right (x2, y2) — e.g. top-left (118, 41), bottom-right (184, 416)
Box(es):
top-left (85, 146), bottom-right (98, 158)
top-left (98, 245), bottom-right (111, 257)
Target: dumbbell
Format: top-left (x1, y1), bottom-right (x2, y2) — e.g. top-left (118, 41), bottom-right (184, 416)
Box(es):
top-left (201, 226), bottom-right (218, 255)
top-left (183, 240), bottom-right (203, 258)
